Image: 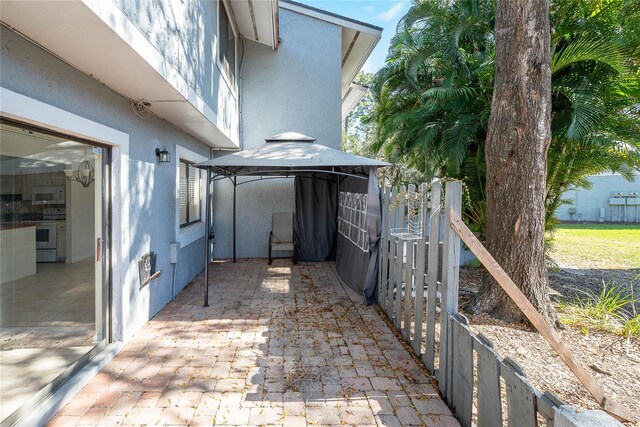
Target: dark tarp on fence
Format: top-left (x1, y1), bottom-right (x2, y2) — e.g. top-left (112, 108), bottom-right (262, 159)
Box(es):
top-left (364, 168), bottom-right (382, 304)
top-left (294, 173), bottom-right (338, 262)
top-left (336, 168), bottom-right (382, 305)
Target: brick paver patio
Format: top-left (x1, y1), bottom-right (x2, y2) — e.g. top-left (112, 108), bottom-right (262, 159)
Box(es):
top-left (49, 260), bottom-right (458, 426)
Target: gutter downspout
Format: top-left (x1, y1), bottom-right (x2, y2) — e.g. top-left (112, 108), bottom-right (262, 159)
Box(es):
top-left (239, 35), bottom-right (247, 150)
top-left (203, 168), bottom-right (211, 307)
top-left (233, 176), bottom-right (237, 263)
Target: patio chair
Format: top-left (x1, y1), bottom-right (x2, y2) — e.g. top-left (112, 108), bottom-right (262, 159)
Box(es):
top-left (269, 212), bottom-right (296, 265)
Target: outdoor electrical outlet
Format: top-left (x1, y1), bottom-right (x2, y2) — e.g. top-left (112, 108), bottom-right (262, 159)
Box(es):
top-left (169, 242), bottom-right (180, 264)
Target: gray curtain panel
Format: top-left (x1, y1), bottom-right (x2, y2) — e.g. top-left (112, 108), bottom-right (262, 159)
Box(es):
top-left (363, 168), bottom-right (381, 305)
top-left (294, 173), bottom-right (338, 262)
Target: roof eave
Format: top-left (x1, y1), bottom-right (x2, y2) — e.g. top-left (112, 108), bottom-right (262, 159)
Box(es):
top-left (279, 0), bottom-right (383, 35)
top-left (227, 0), bottom-right (279, 49)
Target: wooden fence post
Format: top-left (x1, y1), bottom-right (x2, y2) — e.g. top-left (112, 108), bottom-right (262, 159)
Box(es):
top-left (423, 181), bottom-right (442, 375)
top-left (439, 180), bottom-right (462, 402)
top-left (379, 187), bottom-right (390, 311)
top-left (402, 184), bottom-right (416, 340)
top-left (424, 181), bottom-right (442, 373)
top-left (386, 187), bottom-right (398, 320)
top-left (412, 183), bottom-right (429, 356)
top-left (394, 185), bottom-right (406, 329)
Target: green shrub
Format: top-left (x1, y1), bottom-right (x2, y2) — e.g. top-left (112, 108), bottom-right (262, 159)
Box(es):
top-left (558, 282), bottom-right (634, 334)
top-left (623, 314), bottom-right (640, 338)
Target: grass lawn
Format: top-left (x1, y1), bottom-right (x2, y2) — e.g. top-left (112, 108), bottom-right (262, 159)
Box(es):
top-left (548, 223), bottom-right (640, 270)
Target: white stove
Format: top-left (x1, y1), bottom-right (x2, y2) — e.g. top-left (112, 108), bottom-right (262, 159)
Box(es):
top-left (36, 221), bottom-right (57, 262)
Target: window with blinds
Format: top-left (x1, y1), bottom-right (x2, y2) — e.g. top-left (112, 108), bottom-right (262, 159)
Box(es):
top-left (179, 159), bottom-right (201, 227)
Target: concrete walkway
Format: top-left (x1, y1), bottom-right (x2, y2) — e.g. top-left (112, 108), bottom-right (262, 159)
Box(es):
top-left (49, 260), bottom-right (458, 427)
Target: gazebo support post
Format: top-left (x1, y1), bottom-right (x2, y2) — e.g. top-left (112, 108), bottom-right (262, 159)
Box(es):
top-left (233, 176), bottom-right (237, 263)
top-left (203, 168), bottom-right (211, 307)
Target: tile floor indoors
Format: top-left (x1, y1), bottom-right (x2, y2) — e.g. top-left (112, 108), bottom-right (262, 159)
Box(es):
top-left (1, 258), bottom-right (97, 421)
top-left (48, 260), bottom-right (459, 427)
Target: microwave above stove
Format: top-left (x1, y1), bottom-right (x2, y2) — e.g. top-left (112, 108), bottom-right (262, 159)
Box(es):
top-left (32, 186), bottom-right (65, 205)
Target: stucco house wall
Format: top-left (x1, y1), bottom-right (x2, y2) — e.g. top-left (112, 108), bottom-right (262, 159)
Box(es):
top-left (555, 172), bottom-right (640, 222)
top-left (1, 25), bottom-right (211, 341)
top-left (112, 0), bottom-right (239, 144)
top-left (212, 7), bottom-right (343, 259)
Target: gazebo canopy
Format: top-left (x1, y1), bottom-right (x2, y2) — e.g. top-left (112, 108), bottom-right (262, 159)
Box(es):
top-left (196, 132), bottom-right (388, 308)
top-left (195, 132), bottom-right (388, 177)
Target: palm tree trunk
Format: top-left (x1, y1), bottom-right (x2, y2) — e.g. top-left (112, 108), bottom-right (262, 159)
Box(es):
top-left (467, 0), bottom-right (556, 324)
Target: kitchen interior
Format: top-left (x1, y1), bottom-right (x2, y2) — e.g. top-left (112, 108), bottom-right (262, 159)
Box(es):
top-left (0, 123), bottom-right (105, 423)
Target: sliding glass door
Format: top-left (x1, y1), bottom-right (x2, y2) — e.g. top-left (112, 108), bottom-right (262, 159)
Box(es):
top-left (0, 120), bottom-right (110, 425)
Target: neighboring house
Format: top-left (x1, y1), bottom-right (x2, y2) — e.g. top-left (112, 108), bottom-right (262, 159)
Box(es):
top-left (0, 1), bottom-right (381, 424)
top-left (554, 172), bottom-right (640, 223)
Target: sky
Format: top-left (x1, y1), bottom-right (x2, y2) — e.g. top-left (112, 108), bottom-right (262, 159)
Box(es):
top-left (297, 0), bottom-right (412, 74)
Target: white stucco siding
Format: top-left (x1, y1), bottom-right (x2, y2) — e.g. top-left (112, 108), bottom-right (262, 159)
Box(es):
top-left (112, 0), bottom-right (220, 103)
top-left (110, 0), bottom-right (240, 145)
top-left (241, 8), bottom-right (343, 149)
top-left (211, 8), bottom-right (343, 259)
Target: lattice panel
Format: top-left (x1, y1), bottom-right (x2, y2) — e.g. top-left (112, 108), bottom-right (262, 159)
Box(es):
top-left (338, 191), bottom-right (369, 252)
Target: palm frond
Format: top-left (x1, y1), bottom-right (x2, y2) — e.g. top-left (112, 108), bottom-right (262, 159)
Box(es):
top-left (441, 115), bottom-right (479, 171)
top-left (565, 88), bottom-right (605, 140)
top-left (420, 86), bottom-right (477, 101)
top-left (552, 38), bottom-right (626, 74)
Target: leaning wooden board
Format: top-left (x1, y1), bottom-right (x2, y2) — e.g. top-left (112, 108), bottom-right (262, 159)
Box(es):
top-left (448, 209), bottom-right (635, 423)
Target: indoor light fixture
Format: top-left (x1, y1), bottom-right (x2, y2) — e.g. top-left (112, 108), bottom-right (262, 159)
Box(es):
top-left (156, 147), bottom-right (170, 163)
top-left (65, 150), bottom-right (95, 188)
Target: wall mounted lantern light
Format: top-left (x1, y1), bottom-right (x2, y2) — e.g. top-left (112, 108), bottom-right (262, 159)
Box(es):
top-left (156, 147), bottom-right (171, 163)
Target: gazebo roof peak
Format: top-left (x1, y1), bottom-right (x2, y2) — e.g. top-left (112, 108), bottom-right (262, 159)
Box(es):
top-left (265, 131), bottom-right (316, 143)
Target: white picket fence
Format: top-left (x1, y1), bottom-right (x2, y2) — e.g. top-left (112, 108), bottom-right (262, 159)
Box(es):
top-left (377, 180), bottom-right (611, 427)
